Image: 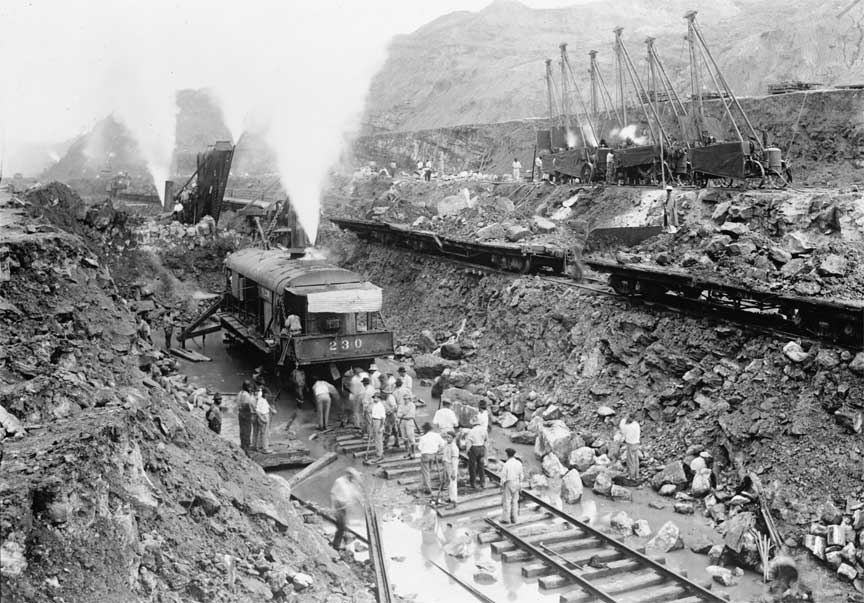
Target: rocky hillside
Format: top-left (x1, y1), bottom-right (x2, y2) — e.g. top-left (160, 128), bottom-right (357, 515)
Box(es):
top-left (0, 186), bottom-right (373, 602)
top-left (364, 0), bottom-right (864, 131)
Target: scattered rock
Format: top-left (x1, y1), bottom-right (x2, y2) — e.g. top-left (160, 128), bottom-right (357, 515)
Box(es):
top-left (509, 431), bottom-right (535, 445)
top-left (706, 565), bottom-right (738, 587)
top-left (690, 469), bottom-right (713, 497)
top-left (473, 571), bottom-right (497, 585)
top-left (651, 460), bottom-right (688, 490)
top-left (569, 446), bottom-right (596, 472)
top-left (592, 472), bottom-right (613, 496)
top-left (532, 216), bottom-right (557, 233)
top-left (413, 354), bottom-right (457, 378)
top-left (688, 534), bottom-right (716, 554)
top-left (291, 572), bottom-right (313, 590)
top-left (477, 224), bottom-right (506, 241)
top-left (659, 484), bottom-right (677, 496)
top-left (646, 521), bottom-right (683, 553)
top-left (505, 225), bottom-right (532, 242)
top-left (818, 254), bottom-right (847, 277)
top-left (534, 420), bottom-right (572, 461)
top-left (849, 352), bottom-right (864, 375)
top-left (561, 469), bottom-right (583, 503)
top-left (541, 452), bottom-right (567, 478)
top-left (673, 502), bottom-right (695, 515)
top-left (783, 341), bottom-right (809, 363)
top-left (499, 412), bottom-right (519, 429)
top-left (0, 541), bottom-right (27, 578)
top-left (632, 520), bottom-right (651, 538)
top-left (596, 405), bottom-right (616, 418)
top-left (719, 222), bottom-right (749, 237)
top-left (610, 485), bottom-right (632, 501)
top-left (610, 511), bottom-right (634, 531)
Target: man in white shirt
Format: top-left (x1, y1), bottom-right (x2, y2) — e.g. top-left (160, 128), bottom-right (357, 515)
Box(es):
top-left (465, 420), bottom-right (488, 489)
top-left (312, 379), bottom-right (340, 430)
top-left (369, 393), bottom-right (387, 461)
top-left (476, 400), bottom-right (490, 432)
top-left (500, 448), bottom-right (524, 524)
top-left (397, 366), bottom-right (413, 393)
top-left (369, 364), bottom-right (382, 392)
top-left (416, 422), bottom-right (445, 495)
top-left (442, 431), bottom-right (460, 507)
top-left (619, 414), bottom-right (641, 481)
top-left (396, 389), bottom-right (417, 458)
top-left (361, 377), bottom-right (376, 436)
top-left (512, 157), bottom-right (522, 181)
top-left (330, 468), bottom-right (362, 550)
top-left (348, 369), bottom-right (364, 429)
top-left (433, 399), bottom-right (458, 434)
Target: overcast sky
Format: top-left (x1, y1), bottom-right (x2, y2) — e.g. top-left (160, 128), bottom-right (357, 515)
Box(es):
top-left (0, 0), bottom-right (584, 148)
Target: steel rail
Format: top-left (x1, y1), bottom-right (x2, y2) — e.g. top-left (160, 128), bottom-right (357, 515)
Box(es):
top-left (486, 518), bottom-right (620, 603)
top-left (477, 462), bottom-right (725, 603)
top-left (365, 502), bottom-right (393, 603)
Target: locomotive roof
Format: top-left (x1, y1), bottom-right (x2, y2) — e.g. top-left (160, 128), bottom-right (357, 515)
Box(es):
top-left (225, 248), bottom-right (365, 294)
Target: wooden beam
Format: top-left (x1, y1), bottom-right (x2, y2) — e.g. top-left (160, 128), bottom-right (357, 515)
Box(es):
top-left (286, 452), bottom-right (338, 489)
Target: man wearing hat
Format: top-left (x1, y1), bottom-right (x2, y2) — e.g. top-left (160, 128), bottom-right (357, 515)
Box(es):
top-left (236, 380), bottom-right (256, 452)
top-left (500, 448), bottom-right (524, 524)
top-left (397, 366), bottom-right (413, 393)
top-left (369, 392), bottom-right (387, 461)
top-left (330, 468), bottom-right (362, 550)
top-left (416, 422), bottom-right (445, 495)
top-left (465, 418), bottom-right (488, 489)
top-left (369, 364), bottom-right (382, 392)
top-left (433, 399), bottom-right (458, 434)
top-left (205, 392), bottom-right (223, 434)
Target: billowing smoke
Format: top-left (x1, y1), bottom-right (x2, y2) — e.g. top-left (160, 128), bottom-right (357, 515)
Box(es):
top-left (612, 124), bottom-right (649, 146)
top-left (1, 0), bottom-right (490, 226)
top-left (566, 128), bottom-right (578, 149)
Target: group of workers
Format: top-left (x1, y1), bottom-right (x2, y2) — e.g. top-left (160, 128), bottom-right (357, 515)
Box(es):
top-left (236, 378), bottom-right (277, 454)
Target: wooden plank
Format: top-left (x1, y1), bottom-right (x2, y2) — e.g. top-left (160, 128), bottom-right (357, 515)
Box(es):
top-left (249, 451), bottom-right (314, 470)
top-left (490, 528), bottom-right (579, 554)
top-left (559, 572), bottom-right (668, 603)
top-left (286, 452), bottom-right (338, 488)
top-left (169, 347), bottom-right (212, 362)
top-left (538, 560), bottom-right (644, 588)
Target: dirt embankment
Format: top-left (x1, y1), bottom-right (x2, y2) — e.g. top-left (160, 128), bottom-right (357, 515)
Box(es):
top-left (0, 185), bottom-right (373, 602)
top-left (326, 231), bottom-right (864, 524)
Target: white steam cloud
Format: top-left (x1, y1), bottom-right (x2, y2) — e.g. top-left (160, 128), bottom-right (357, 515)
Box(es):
top-left (1, 0), bottom-right (564, 232)
top-left (612, 124), bottom-right (649, 146)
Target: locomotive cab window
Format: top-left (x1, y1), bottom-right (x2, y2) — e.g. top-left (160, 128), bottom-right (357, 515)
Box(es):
top-left (356, 312), bottom-right (368, 332)
top-left (316, 314), bottom-right (341, 333)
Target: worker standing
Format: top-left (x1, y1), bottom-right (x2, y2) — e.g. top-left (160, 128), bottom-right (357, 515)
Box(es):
top-left (432, 399), bottom-right (458, 434)
top-left (330, 468), bottom-right (362, 550)
top-left (416, 423), bottom-right (445, 495)
top-left (397, 366), bottom-right (413, 393)
top-left (606, 151), bottom-right (616, 184)
top-left (383, 385), bottom-right (400, 450)
top-left (500, 448), bottom-right (524, 524)
top-left (424, 160), bottom-right (432, 182)
top-left (236, 381), bottom-right (255, 452)
top-left (396, 389), bottom-right (417, 458)
top-left (162, 313), bottom-right (175, 351)
top-left (442, 431), bottom-right (460, 507)
top-left (619, 413), bottom-right (641, 481)
top-left (361, 377), bottom-right (376, 436)
top-left (205, 393), bottom-right (223, 434)
top-left (663, 185), bottom-right (679, 233)
top-left (312, 379), bottom-right (340, 431)
top-left (369, 393), bottom-right (386, 462)
top-left (465, 419), bottom-right (488, 489)
top-left (369, 364), bottom-right (382, 392)
top-left (535, 155), bottom-right (544, 181)
top-left (348, 369), bottom-right (364, 429)
top-left (477, 400), bottom-right (490, 432)
top-left (512, 157), bottom-right (522, 181)
top-left (253, 385), bottom-right (276, 453)
top-left (172, 197), bottom-right (185, 221)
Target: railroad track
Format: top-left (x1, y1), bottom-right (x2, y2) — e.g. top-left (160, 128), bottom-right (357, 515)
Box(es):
top-left (330, 429), bottom-right (726, 603)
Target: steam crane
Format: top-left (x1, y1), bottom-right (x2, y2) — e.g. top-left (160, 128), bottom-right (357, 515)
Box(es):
top-left (610, 26), bottom-right (674, 185)
top-left (169, 141), bottom-right (235, 224)
top-left (588, 49), bottom-right (621, 130)
top-left (684, 10), bottom-right (791, 187)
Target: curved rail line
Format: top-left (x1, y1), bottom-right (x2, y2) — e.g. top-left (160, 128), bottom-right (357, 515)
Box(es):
top-left (328, 216), bottom-right (864, 349)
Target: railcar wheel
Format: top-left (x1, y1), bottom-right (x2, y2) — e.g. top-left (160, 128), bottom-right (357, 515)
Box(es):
top-left (609, 275), bottom-right (634, 295)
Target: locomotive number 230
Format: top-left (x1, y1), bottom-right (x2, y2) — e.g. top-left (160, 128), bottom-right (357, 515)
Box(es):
top-left (328, 338), bottom-right (364, 352)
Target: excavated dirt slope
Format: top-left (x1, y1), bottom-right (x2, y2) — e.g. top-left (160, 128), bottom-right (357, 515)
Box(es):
top-left (326, 230), bottom-right (864, 526)
top-left (0, 185), bottom-right (374, 602)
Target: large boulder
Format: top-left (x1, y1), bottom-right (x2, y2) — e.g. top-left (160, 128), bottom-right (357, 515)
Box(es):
top-left (440, 343), bottom-right (464, 360)
top-left (442, 388), bottom-right (483, 428)
top-left (850, 352), bottom-right (864, 375)
top-left (436, 195), bottom-right (469, 216)
top-left (691, 468), bottom-right (713, 497)
top-left (651, 460), bottom-right (688, 490)
top-left (646, 521), bottom-right (683, 553)
top-left (534, 420), bottom-right (573, 461)
top-left (783, 341), bottom-right (809, 363)
top-left (0, 404), bottom-right (25, 437)
top-left (505, 224), bottom-right (532, 242)
top-left (532, 216), bottom-right (557, 233)
top-left (818, 254), bottom-right (847, 277)
top-left (542, 452), bottom-right (567, 478)
top-left (509, 431), bottom-right (535, 445)
top-left (561, 469), bottom-right (584, 503)
top-left (569, 446), bottom-right (596, 472)
top-left (413, 354), bottom-right (458, 379)
top-left (499, 412), bottom-right (519, 429)
top-left (477, 223), bottom-right (506, 241)
top-left (592, 471), bottom-right (613, 496)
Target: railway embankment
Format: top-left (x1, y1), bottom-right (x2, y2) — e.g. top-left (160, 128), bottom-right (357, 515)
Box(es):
top-left (0, 185), bottom-right (375, 602)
